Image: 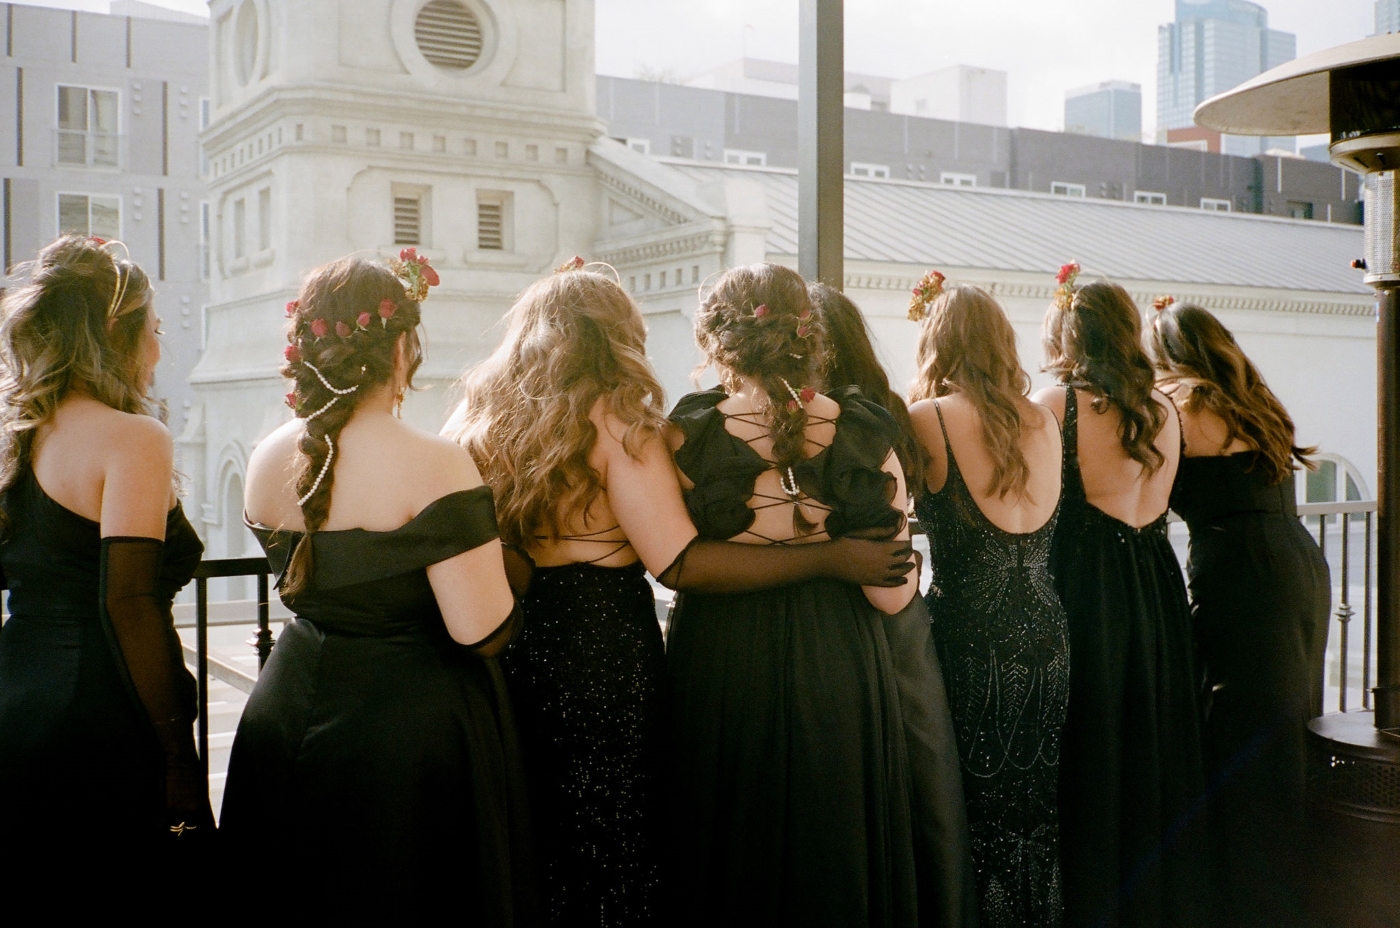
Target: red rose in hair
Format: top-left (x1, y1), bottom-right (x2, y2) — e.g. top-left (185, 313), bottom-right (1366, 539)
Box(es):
top-left (754, 304), bottom-right (769, 319)
top-left (787, 400), bottom-right (799, 412)
top-left (797, 307), bottom-right (812, 321)
top-left (796, 324), bottom-right (811, 338)
top-left (379, 299), bottom-right (397, 320)
top-left (357, 312), bottom-right (372, 328)
top-left (399, 247), bottom-right (417, 262)
top-left (335, 321), bottom-right (352, 338)
top-left (799, 387), bottom-right (815, 404)
top-left (421, 262), bottom-right (440, 287)
top-left (285, 300), bottom-right (300, 318)
top-left (284, 392), bottom-right (297, 410)
top-left (90, 236), bottom-right (106, 245)
top-left (284, 344), bottom-right (301, 363)
top-left (310, 318), bottom-right (328, 338)
top-left (1056, 262), bottom-right (1080, 285)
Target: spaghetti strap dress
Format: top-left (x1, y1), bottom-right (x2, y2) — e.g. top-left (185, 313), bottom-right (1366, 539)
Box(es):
top-left (665, 386), bottom-right (976, 928)
top-left (1050, 387), bottom-right (1210, 928)
top-left (914, 401), bottom-right (1070, 928)
top-left (1171, 453), bottom-right (1330, 927)
top-left (503, 538), bottom-right (668, 926)
top-left (220, 488), bottom-right (537, 922)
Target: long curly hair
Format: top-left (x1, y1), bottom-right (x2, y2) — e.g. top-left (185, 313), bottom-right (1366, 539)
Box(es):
top-left (1044, 280), bottom-right (1167, 473)
top-left (909, 285), bottom-right (1037, 499)
top-left (0, 233), bottom-right (156, 536)
top-left (810, 282), bottom-right (926, 492)
top-left (694, 264), bottom-right (829, 480)
top-left (446, 270), bottom-right (667, 547)
top-left (280, 258), bottom-right (423, 596)
top-left (1150, 302), bottom-right (1314, 484)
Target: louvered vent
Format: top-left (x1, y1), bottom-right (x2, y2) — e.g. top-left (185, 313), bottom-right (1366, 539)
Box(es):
top-left (415, 0), bottom-right (483, 71)
top-left (394, 196), bottom-right (421, 246)
top-left (478, 201), bottom-right (503, 250)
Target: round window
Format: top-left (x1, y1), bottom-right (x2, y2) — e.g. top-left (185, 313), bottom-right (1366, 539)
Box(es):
top-left (415, 0), bottom-right (484, 71)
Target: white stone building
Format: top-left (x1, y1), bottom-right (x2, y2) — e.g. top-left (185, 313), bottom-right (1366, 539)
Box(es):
top-left (186, 0), bottom-right (1375, 566)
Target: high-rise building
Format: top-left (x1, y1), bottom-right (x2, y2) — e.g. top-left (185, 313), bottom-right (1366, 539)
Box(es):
top-left (1378, 0), bottom-right (1400, 34)
top-left (1157, 0), bottom-right (1295, 153)
top-left (1064, 81), bottom-right (1142, 142)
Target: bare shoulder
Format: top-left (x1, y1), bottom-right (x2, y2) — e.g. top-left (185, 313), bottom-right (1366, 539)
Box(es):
top-left (1030, 386), bottom-right (1067, 421)
top-left (907, 397), bottom-right (940, 429)
top-left (247, 418), bottom-right (303, 476)
top-left (403, 425), bottom-right (485, 495)
top-left (97, 408), bottom-right (173, 467)
top-left (807, 392), bottom-right (841, 419)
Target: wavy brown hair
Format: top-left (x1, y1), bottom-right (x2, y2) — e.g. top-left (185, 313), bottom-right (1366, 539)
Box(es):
top-left (280, 258), bottom-right (423, 596)
top-left (909, 285), bottom-right (1039, 499)
top-left (0, 234), bottom-right (156, 536)
top-left (1044, 280), bottom-right (1167, 473)
top-left (446, 270), bottom-right (667, 547)
top-left (810, 282), bottom-right (926, 492)
top-left (1150, 302), bottom-right (1314, 484)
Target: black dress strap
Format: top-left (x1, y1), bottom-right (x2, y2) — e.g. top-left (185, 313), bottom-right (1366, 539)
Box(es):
top-left (930, 400), bottom-right (965, 495)
top-left (1062, 387), bottom-right (1085, 503)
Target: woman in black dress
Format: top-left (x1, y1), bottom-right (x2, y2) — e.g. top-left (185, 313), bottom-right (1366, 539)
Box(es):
top-left (1150, 301), bottom-right (1329, 928)
top-left (221, 255), bottom-right (535, 919)
top-left (666, 263), bottom-right (968, 926)
top-left (810, 281), bottom-right (978, 927)
top-left (447, 266), bottom-right (915, 927)
top-left (0, 234), bottom-right (212, 860)
top-left (907, 280), bottom-right (1069, 927)
top-left (1031, 272), bottom-right (1209, 928)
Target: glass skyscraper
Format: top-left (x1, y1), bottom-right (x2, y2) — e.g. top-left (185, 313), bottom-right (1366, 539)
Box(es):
top-left (1065, 81), bottom-right (1143, 142)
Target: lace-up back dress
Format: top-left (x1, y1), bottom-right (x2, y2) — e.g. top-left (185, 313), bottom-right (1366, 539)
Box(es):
top-left (914, 401), bottom-right (1069, 928)
top-left (1051, 387), bottom-right (1209, 928)
top-left (220, 488), bottom-right (536, 920)
top-left (665, 386), bottom-right (973, 928)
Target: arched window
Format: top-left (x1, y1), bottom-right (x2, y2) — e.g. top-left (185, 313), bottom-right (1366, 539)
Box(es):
top-left (1296, 452), bottom-right (1370, 503)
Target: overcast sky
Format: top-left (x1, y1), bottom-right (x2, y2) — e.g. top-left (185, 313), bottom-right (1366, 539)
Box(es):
top-left (30, 0), bottom-right (1379, 135)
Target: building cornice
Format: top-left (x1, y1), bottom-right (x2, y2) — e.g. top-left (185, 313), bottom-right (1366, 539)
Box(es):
top-left (594, 226), bottom-right (727, 268)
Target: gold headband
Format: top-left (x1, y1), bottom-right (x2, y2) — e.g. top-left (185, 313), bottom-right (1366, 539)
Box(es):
top-left (97, 239), bottom-right (135, 320)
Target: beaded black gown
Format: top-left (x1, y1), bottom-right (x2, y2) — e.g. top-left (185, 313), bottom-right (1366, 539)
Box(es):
top-left (1171, 453), bottom-right (1330, 928)
top-left (665, 387), bottom-right (976, 928)
top-left (0, 470), bottom-right (204, 846)
top-left (503, 559), bottom-right (668, 927)
top-left (1050, 388), bottom-right (1210, 928)
top-left (221, 488), bottom-right (536, 921)
top-left (915, 401), bottom-right (1070, 928)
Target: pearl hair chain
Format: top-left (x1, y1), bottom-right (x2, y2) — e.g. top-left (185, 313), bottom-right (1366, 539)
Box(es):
top-left (780, 377), bottom-right (804, 409)
top-left (297, 435), bottom-right (335, 507)
top-left (302, 361), bottom-right (360, 396)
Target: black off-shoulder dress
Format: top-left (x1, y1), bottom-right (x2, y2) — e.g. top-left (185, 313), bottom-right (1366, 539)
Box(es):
top-left (220, 488), bottom-right (536, 921)
top-left (665, 387), bottom-right (975, 928)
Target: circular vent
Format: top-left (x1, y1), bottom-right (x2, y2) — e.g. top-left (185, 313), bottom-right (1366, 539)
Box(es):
top-left (415, 0), bottom-right (484, 71)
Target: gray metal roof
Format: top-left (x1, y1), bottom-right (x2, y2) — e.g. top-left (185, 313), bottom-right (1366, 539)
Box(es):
top-left (667, 162), bottom-right (1369, 294)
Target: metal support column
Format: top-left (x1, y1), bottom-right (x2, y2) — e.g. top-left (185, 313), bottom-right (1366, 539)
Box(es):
top-left (798, 0), bottom-right (843, 287)
top-left (1377, 286), bottom-right (1400, 727)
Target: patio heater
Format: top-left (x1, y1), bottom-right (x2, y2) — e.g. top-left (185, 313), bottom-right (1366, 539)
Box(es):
top-left (1196, 34), bottom-right (1400, 919)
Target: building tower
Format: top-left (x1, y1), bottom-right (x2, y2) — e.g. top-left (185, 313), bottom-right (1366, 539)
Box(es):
top-left (185, 0), bottom-right (602, 560)
top-left (1157, 0), bottom-right (1295, 154)
top-left (1064, 81), bottom-right (1142, 142)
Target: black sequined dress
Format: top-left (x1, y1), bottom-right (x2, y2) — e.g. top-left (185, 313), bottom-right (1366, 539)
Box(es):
top-left (1051, 388), bottom-right (1210, 928)
top-left (665, 387), bottom-right (976, 928)
top-left (221, 489), bottom-right (536, 921)
top-left (503, 559), bottom-right (668, 927)
top-left (914, 401), bottom-right (1069, 928)
top-left (1171, 453), bottom-right (1330, 927)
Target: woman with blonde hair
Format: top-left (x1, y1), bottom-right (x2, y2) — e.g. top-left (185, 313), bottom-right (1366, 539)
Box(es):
top-left (0, 234), bottom-right (212, 854)
top-left (906, 279), bottom-right (1068, 927)
top-left (1032, 271), bottom-right (1209, 928)
top-left (222, 255), bottom-right (535, 919)
top-left (447, 264), bottom-right (914, 927)
top-left (1151, 300), bottom-right (1328, 928)
top-left (665, 263), bottom-right (965, 926)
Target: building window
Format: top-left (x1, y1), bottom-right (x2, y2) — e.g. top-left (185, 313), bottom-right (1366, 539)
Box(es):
top-left (495, 141), bottom-right (509, 159)
top-left (465, 138), bottom-right (478, 156)
top-left (644, 273), bottom-right (652, 291)
top-left (1298, 453), bottom-right (1367, 503)
top-left (525, 143), bottom-right (539, 161)
top-left (199, 98), bottom-right (211, 130)
top-left (233, 197), bottom-right (247, 258)
top-left (723, 149), bottom-right (767, 167)
top-left (1288, 200), bottom-right (1314, 220)
top-left (1134, 191), bottom-right (1167, 205)
top-left (1051, 182), bottom-right (1086, 197)
top-left (850, 162), bottom-right (890, 179)
top-left (940, 172), bottom-right (977, 187)
top-left (394, 195), bottom-right (422, 246)
top-left (659, 270), bottom-right (667, 288)
top-left (331, 125), bottom-right (347, 143)
top-left (257, 188), bottom-right (272, 252)
top-left (366, 129), bottom-right (381, 146)
top-left (56, 85), bottom-right (120, 168)
top-left (433, 135), bottom-right (447, 153)
top-left (199, 202), bottom-right (211, 279)
top-left (623, 138), bottom-right (651, 155)
top-left (477, 192), bottom-right (511, 251)
top-left (1200, 197), bottom-right (1232, 212)
top-left (555, 147), bottom-right (568, 164)
top-left (57, 193), bottom-right (120, 239)
top-left (692, 265), bottom-right (700, 284)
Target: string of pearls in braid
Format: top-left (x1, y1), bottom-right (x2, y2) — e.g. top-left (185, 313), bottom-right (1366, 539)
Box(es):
top-left (780, 377), bottom-right (804, 409)
top-left (303, 361), bottom-right (360, 395)
top-left (777, 378), bottom-right (804, 499)
top-left (297, 435), bottom-right (335, 507)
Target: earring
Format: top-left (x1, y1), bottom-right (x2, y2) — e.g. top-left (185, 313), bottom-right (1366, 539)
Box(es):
top-left (394, 385), bottom-right (405, 418)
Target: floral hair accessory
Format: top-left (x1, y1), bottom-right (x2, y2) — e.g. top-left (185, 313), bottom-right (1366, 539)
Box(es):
top-left (754, 304), bottom-right (769, 319)
top-left (391, 247), bottom-right (440, 302)
top-left (780, 378), bottom-right (817, 411)
top-left (90, 236), bottom-right (106, 245)
top-left (555, 255), bottom-right (586, 273)
top-left (284, 391), bottom-right (297, 410)
top-left (908, 270), bottom-right (946, 321)
top-left (284, 344), bottom-right (301, 363)
top-left (796, 323), bottom-right (812, 339)
top-left (285, 300), bottom-right (300, 318)
top-left (356, 311), bottom-right (372, 329)
top-left (335, 321), bottom-right (353, 338)
top-left (1152, 295), bottom-right (1175, 312)
top-left (378, 299), bottom-right (397, 326)
top-left (1054, 261), bottom-right (1080, 310)
top-left (310, 318), bottom-right (328, 339)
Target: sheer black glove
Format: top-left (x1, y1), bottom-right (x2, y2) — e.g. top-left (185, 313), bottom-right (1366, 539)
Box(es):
top-left (467, 602), bottom-right (525, 659)
top-left (100, 537), bottom-right (214, 838)
top-left (656, 535), bottom-right (915, 593)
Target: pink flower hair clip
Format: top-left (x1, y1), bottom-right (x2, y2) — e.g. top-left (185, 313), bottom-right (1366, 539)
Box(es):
top-left (390, 248), bottom-right (440, 302)
top-left (908, 269), bottom-right (946, 321)
top-left (1054, 261), bottom-right (1080, 310)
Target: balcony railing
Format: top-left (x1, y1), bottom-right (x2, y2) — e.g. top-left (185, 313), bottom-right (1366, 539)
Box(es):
top-left (54, 129), bottom-right (122, 168)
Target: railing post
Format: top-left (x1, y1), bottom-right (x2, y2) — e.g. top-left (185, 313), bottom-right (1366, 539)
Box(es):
top-left (255, 572), bottom-right (272, 670)
top-left (195, 575), bottom-right (209, 777)
top-left (1338, 512), bottom-right (1353, 712)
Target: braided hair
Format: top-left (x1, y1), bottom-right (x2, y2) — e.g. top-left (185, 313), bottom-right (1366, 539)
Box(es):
top-left (694, 264), bottom-right (829, 527)
top-left (280, 258), bottom-right (422, 596)
top-left (0, 233), bottom-right (155, 536)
